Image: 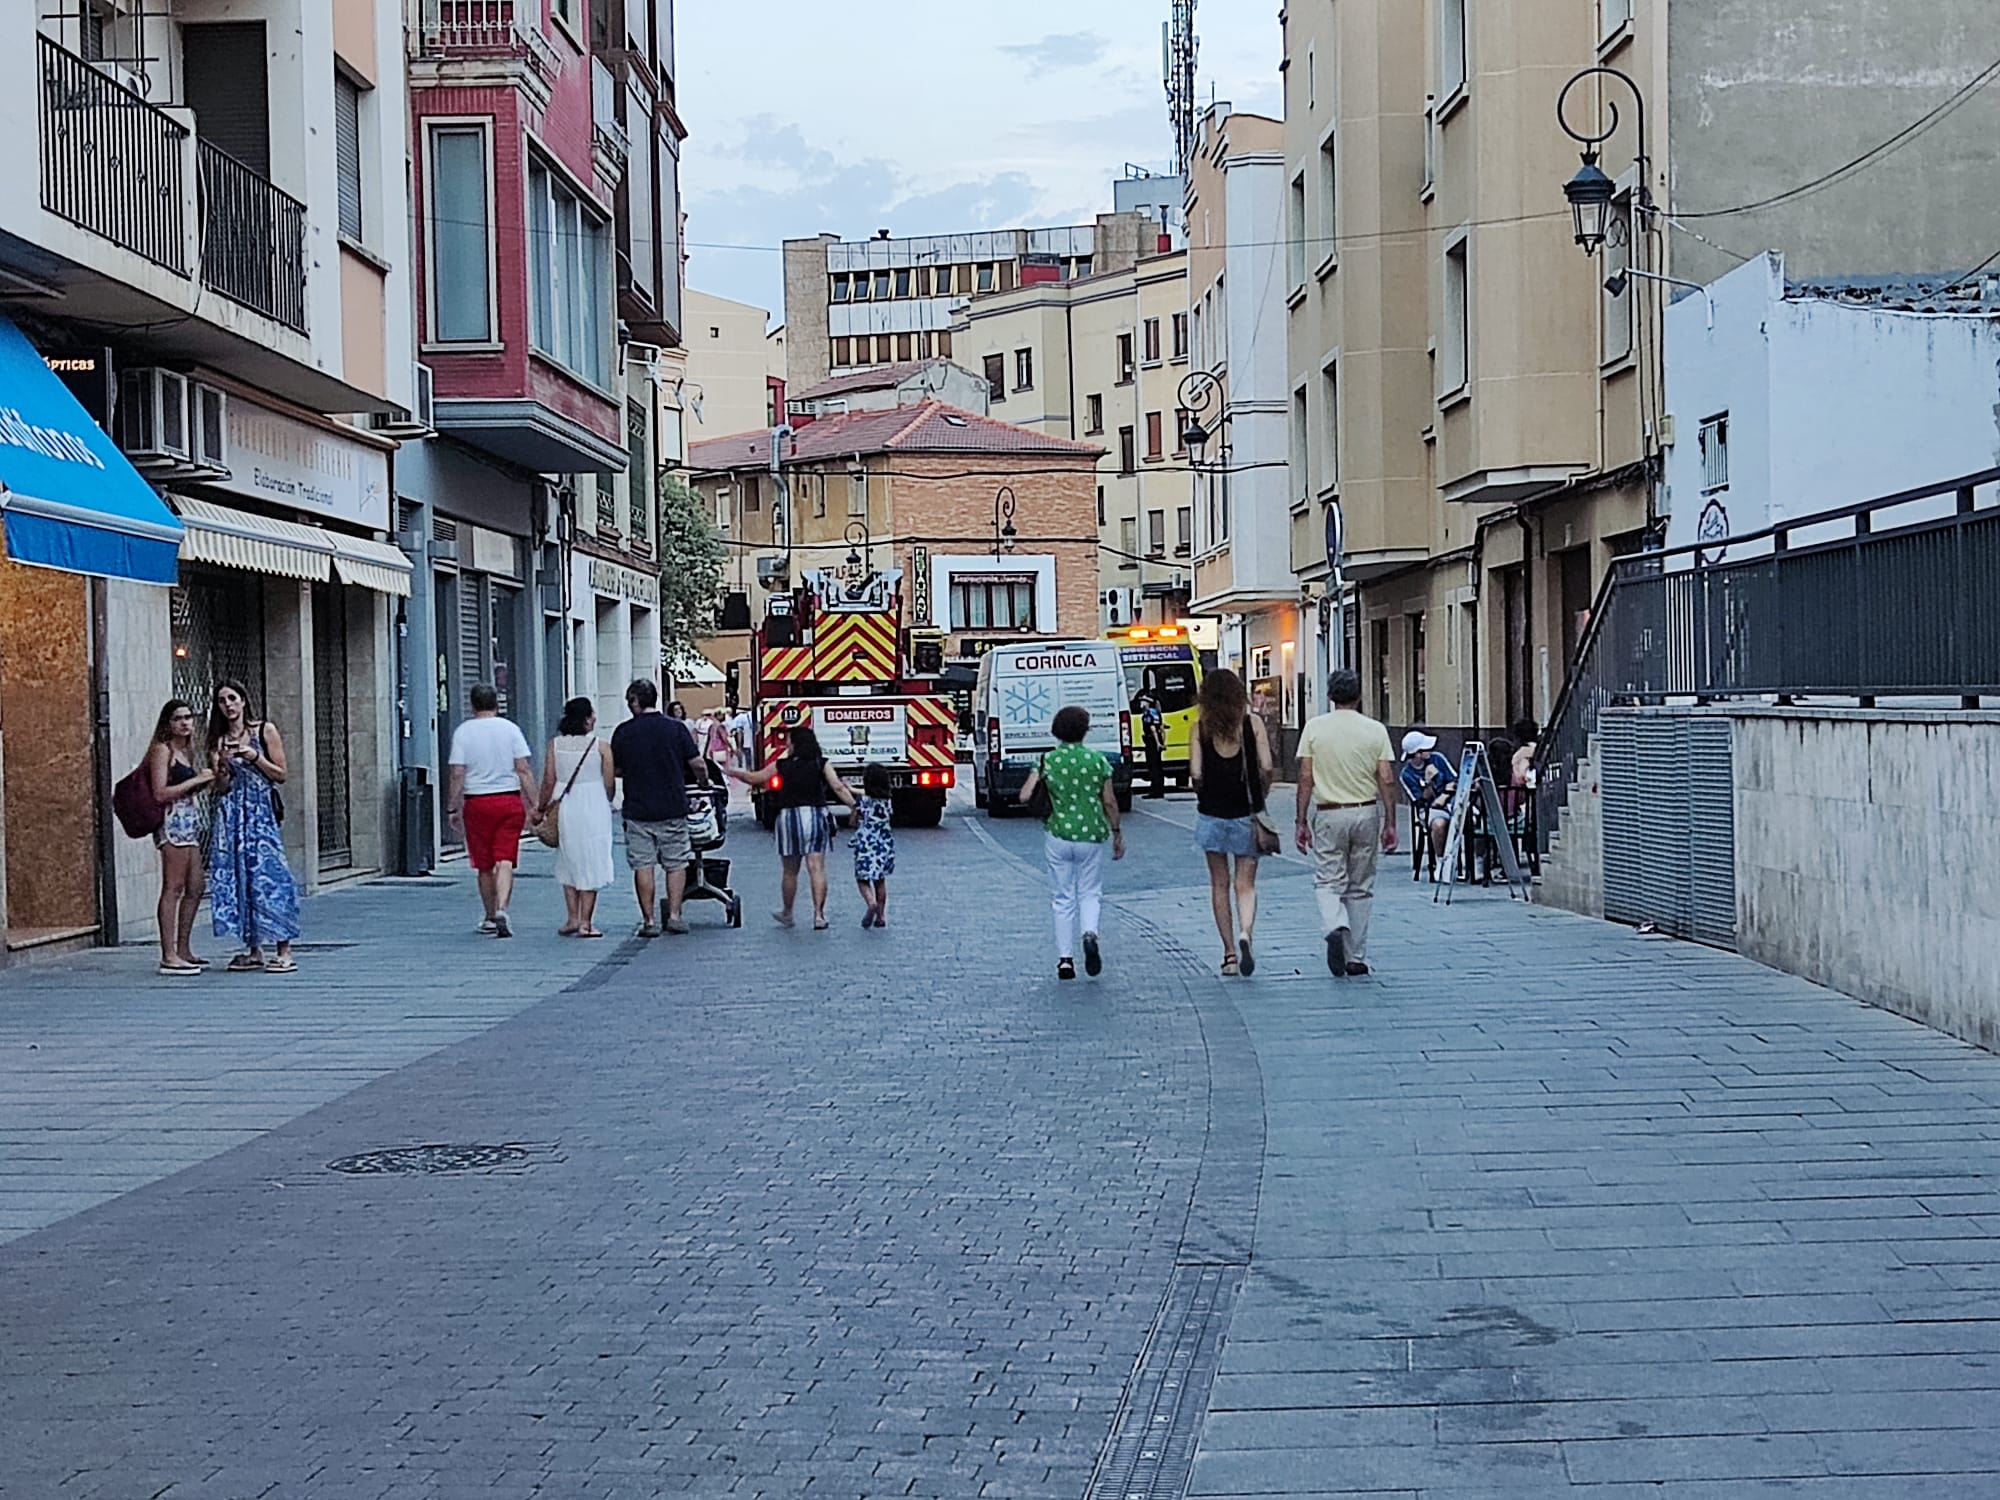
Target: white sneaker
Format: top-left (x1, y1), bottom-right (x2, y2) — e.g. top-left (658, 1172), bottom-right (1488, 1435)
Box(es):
top-left (478, 917), bottom-right (497, 935)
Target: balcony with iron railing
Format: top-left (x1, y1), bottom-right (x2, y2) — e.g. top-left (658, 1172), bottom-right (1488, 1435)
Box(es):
top-left (415, 0), bottom-right (564, 81)
top-left (37, 35), bottom-right (309, 333)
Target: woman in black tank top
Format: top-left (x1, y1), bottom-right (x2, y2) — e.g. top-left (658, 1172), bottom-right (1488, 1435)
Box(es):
top-left (727, 726), bottom-right (857, 929)
top-left (1189, 669), bottom-right (1272, 977)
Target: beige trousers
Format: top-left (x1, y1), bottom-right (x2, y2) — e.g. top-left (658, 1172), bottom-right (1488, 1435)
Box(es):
top-left (1311, 805), bottom-right (1382, 962)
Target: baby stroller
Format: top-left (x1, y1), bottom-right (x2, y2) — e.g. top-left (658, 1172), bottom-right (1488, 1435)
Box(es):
top-left (682, 777), bottom-right (742, 928)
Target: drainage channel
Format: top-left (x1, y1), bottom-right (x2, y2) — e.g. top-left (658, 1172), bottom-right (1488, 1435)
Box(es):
top-left (1087, 1262), bottom-right (1245, 1500)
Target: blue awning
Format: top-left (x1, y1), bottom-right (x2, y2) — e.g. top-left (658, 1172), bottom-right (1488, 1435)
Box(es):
top-left (0, 316), bottom-right (182, 585)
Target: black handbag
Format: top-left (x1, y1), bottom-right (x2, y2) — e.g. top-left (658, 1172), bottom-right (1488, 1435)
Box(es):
top-left (1026, 755), bottom-right (1053, 820)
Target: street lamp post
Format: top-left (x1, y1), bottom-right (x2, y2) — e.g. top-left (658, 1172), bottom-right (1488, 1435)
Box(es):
top-left (1557, 66), bottom-right (1651, 257)
top-left (992, 485), bottom-right (1018, 558)
top-left (1176, 368), bottom-right (1227, 468)
top-left (843, 519), bottom-right (873, 576)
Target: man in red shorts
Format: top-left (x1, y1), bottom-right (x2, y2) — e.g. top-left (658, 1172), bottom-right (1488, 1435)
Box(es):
top-left (444, 683), bottom-right (542, 937)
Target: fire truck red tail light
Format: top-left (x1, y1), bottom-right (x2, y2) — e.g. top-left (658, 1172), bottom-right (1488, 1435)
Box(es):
top-left (768, 773), bottom-right (783, 792)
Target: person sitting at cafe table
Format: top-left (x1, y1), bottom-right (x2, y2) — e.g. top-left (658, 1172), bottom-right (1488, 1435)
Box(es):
top-left (1399, 730), bottom-right (1458, 863)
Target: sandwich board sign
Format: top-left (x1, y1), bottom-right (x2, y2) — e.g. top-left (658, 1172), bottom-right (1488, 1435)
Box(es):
top-left (1436, 741), bottom-right (1528, 903)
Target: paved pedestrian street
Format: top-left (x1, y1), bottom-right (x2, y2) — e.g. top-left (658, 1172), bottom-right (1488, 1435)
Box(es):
top-left (3, 798), bottom-right (2000, 1497)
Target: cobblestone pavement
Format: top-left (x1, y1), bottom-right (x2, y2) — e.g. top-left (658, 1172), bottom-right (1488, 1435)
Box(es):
top-left (2, 793), bottom-right (2000, 1497)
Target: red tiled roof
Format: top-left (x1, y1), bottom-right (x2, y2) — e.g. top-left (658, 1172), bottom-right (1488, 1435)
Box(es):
top-left (791, 360), bottom-right (936, 402)
top-left (686, 402), bottom-right (1104, 472)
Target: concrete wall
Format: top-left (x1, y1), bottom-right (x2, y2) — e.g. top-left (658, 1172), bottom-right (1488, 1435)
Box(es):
top-left (1669, 0), bottom-right (2000, 288)
top-left (1733, 708), bottom-right (2000, 1053)
top-left (1541, 707), bottom-right (2000, 1054)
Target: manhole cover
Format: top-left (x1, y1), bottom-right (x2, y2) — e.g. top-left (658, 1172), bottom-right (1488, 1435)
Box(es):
top-left (328, 1143), bottom-right (535, 1175)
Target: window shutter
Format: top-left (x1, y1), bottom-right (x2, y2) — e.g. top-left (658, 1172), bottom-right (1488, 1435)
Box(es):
top-left (334, 74), bottom-right (363, 240)
top-left (182, 23), bottom-right (270, 178)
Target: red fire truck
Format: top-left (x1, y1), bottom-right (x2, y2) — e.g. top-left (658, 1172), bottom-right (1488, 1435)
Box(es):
top-left (750, 566), bottom-right (957, 828)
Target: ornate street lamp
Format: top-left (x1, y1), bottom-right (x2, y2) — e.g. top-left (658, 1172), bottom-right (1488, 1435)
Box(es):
top-left (1176, 368), bottom-right (1227, 467)
top-left (992, 485), bottom-right (1018, 558)
top-left (1556, 66), bottom-right (1651, 257)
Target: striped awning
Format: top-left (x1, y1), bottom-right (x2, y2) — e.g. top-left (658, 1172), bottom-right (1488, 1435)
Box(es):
top-left (171, 496), bottom-right (332, 582)
top-left (331, 534), bottom-right (414, 597)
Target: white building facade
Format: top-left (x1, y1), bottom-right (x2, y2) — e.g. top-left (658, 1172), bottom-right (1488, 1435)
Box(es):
top-left (1665, 253), bottom-right (2000, 560)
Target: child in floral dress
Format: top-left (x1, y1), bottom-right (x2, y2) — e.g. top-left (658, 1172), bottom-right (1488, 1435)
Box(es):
top-left (851, 763), bottom-right (897, 929)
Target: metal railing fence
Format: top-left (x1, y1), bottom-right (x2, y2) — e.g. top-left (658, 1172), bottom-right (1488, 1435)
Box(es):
top-left (197, 140), bottom-right (308, 332)
top-left (1535, 467), bottom-right (2000, 853)
top-left (38, 35), bottom-right (189, 274)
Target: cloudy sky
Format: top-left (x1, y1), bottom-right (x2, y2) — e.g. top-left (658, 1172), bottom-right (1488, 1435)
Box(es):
top-left (675, 0), bottom-right (1283, 319)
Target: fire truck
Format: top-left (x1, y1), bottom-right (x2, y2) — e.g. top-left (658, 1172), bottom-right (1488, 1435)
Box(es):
top-left (750, 565), bottom-right (957, 828)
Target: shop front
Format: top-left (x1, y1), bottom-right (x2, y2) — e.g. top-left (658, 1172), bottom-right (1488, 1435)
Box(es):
top-left (572, 552), bottom-right (661, 727)
top-left (163, 390), bottom-right (409, 890)
top-left (394, 437), bottom-right (562, 858)
top-left (0, 315), bottom-right (183, 961)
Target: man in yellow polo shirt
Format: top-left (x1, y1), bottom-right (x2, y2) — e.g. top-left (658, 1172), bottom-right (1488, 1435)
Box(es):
top-left (1294, 669), bottom-right (1399, 976)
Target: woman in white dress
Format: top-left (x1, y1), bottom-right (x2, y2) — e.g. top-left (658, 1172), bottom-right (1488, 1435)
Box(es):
top-left (540, 697), bottom-right (617, 938)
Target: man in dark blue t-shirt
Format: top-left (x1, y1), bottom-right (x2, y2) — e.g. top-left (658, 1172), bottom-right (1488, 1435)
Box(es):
top-left (611, 677), bottom-right (706, 937)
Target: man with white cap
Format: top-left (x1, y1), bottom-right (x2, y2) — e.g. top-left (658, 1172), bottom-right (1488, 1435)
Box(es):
top-left (1399, 730), bottom-right (1458, 868)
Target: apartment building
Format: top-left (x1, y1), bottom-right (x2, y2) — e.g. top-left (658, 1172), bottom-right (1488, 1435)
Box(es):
top-left (0, 0), bottom-right (418, 957)
top-left (402, 0), bottom-right (671, 824)
top-left (952, 251), bottom-right (1195, 631)
top-left (567, 0), bottom-right (687, 731)
top-left (688, 405), bottom-right (1103, 672)
top-left (681, 287), bottom-right (787, 447)
top-left (1183, 104), bottom-right (1295, 727)
top-left (782, 205), bottom-right (1167, 393)
top-left (1284, 0), bottom-right (2000, 740)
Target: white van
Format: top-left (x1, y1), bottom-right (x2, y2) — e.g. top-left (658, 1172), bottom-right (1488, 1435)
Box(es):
top-left (971, 641), bottom-right (1133, 817)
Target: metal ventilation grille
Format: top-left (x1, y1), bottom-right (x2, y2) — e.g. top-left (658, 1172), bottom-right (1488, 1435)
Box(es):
top-left (1601, 710), bottom-right (1737, 950)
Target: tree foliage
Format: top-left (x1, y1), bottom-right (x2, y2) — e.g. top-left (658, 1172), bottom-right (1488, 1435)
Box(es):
top-left (655, 472), bottom-right (727, 674)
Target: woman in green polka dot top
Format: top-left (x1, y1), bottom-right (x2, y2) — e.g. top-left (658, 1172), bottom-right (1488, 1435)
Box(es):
top-left (1017, 705), bottom-right (1125, 981)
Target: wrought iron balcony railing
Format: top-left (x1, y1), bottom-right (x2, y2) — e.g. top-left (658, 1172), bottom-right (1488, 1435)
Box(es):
top-left (38, 35), bottom-right (189, 275)
top-left (197, 141), bottom-right (308, 332)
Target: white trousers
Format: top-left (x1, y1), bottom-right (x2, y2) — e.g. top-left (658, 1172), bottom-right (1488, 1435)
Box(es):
top-left (1045, 834), bottom-right (1106, 959)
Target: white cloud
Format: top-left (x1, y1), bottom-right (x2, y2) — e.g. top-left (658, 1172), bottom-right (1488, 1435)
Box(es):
top-left (677, 0), bottom-right (1282, 312)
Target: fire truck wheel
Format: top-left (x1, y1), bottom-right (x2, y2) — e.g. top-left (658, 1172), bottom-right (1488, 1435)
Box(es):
top-left (892, 791), bottom-right (947, 829)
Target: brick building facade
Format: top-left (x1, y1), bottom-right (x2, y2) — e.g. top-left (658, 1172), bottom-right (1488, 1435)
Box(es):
top-left (688, 404), bottom-right (1103, 676)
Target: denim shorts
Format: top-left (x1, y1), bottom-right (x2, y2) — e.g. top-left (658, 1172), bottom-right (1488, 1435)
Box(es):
top-left (1194, 813), bottom-right (1258, 858)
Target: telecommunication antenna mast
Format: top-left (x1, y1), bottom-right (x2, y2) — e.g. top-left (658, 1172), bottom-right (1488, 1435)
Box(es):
top-left (1163, 0), bottom-right (1198, 178)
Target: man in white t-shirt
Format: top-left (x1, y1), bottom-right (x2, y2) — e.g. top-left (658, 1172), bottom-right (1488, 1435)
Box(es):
top-left (445, 683), bottom-right (541, 938)
top-left (727, 703), bottom-right (754, 766)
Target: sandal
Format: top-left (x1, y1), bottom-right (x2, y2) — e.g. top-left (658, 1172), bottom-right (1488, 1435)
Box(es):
top-left (1221, 953), bottom-right (1240, 976)
top-left (226, 953), bottom-right (263, 973)
top-left (1238, 937), bottom-right (1256, 977)
top-left (264, 956), bottom-right (298, 975)
top-left (158, 962), bottom-right (201, 977)
top-left (557, 924), bottom-right (580, 937)
top-left (812, 916), bottom-right (830, 931)
top-left (578, 927), bottom-right (605, 939)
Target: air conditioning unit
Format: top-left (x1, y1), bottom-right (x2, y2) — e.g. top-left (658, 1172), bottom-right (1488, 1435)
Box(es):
top-left (756, 555), bottom-right (790, 590)
top-left (1102, 587), bottom-right (1138, 627)
top-left (187, 382), bottom-right (228, 475)
top-left (117, 367), bottom-right (189, 466)
top-left (368, 362), bottom-right (435, 439)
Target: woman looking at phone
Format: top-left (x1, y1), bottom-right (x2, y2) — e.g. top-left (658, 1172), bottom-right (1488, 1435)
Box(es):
top-left (206, 679), bottom-right (301, 973)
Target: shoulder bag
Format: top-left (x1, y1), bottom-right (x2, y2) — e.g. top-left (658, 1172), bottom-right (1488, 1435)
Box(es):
top-left (535, 737), bottom-right (597, 850)
top-left (112, 759), bottom-right (166, 839)
top-left (1247, 723), bottom-right (1282, 856)
top-left (1026, 754), bottom-right (1054, 821)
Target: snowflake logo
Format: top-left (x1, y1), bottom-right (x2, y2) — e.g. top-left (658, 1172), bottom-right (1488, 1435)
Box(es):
top-left (1002, 679), bottom-right (1052, 725)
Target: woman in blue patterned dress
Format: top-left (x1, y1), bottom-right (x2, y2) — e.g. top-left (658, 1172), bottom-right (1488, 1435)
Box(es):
top-left (850, 763), bottom-right (897, 929)
top-left (206, 680), bottom-right (301, 973)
